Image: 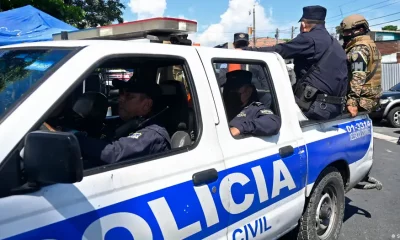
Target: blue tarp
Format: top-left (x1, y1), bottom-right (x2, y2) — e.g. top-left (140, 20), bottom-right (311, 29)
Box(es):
top-left (0, 5), bottom-right (78, 46)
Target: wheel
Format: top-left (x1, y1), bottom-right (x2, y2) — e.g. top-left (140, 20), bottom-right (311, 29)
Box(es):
top-left (386, 107), bottom-right (400, 128)
top-left (297, 167), bottom-right (345, 240)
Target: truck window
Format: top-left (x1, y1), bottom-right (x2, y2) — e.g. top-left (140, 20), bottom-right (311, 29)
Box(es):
top-left (0, 48), bottom-right (76, 122)
top-left (38, 55), bottom-right (199, 172)
top-left (212, 60), bottom-right (280, 137)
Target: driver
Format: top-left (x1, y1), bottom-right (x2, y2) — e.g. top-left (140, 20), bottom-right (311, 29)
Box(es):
top-left (74, 80), bottom-right (171, 165)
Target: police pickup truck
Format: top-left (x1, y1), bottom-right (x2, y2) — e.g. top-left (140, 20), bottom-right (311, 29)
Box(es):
top-left (0, 40), bottom-right (376, 240)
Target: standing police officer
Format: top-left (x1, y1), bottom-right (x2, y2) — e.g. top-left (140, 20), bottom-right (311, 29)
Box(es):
top-left (242, 6), bottom-right (349, 120)
top-left (218, 32), bottom-right (272, 108)
top-left (339, 14), bottom-right (382, 117)
top-left (222, 70), bottom-right (281, 137)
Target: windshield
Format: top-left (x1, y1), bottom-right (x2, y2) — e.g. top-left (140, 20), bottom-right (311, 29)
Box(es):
top-left (390, 82), bottom-right (400, 91)
top-left (0, 48), bottom-right (75, 122)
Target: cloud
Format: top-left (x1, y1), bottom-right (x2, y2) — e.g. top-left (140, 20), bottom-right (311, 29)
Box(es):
top-left (192, 0), bottom-right (277, 47)
top-left (128, 0), bottom-right (167, 19)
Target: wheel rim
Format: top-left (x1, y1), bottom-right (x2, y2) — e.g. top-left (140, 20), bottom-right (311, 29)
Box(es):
top-left (393, 111), bottom-right (400, 125)
top-left (315, 183), bottom-right (338, 239)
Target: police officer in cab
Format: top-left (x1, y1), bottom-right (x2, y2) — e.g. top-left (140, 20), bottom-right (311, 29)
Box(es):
top-left (242, 5), bottom-right (348, 121)
top-left (74, 79), bottom-right (171, 166)
top-left (217, 32), bottom-right (272, 108)
top-left (339, 14), bottom-right (382, 117)
top-left (222, 70), bottom-right (281, 137)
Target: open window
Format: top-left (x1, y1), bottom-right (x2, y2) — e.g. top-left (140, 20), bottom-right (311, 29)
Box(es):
top-left (0, 54), bottom-right (201, 197)
top-left (212, 59), bottom-right (280, 131)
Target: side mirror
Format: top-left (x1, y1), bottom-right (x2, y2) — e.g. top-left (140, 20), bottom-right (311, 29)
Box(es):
top-left (24, 131), bottom-right (83, 184)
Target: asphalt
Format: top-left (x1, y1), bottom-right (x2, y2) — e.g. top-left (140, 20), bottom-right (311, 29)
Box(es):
top-left (279, 126), bottom-right (400, 240)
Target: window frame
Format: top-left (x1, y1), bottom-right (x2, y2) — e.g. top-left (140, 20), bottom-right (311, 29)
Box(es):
top-left (0, 52), bottom-right (203, 196)
top-left (42, 53), bottom-right (203, 177)
top-left (210, 58), bottom-right (281, 128)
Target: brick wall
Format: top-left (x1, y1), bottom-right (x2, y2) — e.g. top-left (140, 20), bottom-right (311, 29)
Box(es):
top-left (248, 37), bottom-right (286, 47)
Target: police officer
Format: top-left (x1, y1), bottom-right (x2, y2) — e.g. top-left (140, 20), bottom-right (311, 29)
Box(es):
top-left (74, 80), bottom-right (171, 166)
top-left (222, 70), bottom-right (281, 137)
top-left (340, 14), bottom-right (382, 117)
top-left (242, 5), bottom-right (349, 120)
top-left (217, 32), bottom-right (272, 108)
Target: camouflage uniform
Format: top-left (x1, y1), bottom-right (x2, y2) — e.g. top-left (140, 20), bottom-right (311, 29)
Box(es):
top-left (345, 35), bottom-right (382, 112)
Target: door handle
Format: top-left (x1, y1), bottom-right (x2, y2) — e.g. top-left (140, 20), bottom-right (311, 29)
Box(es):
top-left (192, 168), bottom-right (218, 186)
top-left (279, 145), bottom-right (294, 158)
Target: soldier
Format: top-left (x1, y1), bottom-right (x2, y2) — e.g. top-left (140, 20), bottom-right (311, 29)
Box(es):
top-left (242, 5), bottom-right (349, 121)
top-left (218, 32), bottom-right (273, 108)
top-left (339, 14), bottom-right (382, 117)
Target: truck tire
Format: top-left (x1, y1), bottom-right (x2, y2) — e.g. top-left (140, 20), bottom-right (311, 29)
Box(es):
top-left (297, 167), bottom-right (345, 240)
top-left (386, 106), bottom-right (400, 128)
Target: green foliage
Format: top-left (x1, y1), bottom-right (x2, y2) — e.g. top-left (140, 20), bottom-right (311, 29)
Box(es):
top-left (382, 25), bottom-right (398, 31)
top-left (0, 0), bottom-right (125, 29)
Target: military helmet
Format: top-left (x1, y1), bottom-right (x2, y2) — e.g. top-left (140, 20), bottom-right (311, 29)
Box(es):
top-left (340, 14), bottom-right (370, 31)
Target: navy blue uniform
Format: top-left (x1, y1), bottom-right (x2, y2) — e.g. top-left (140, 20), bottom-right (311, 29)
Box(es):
top-left (75, 124), bottom-right (171, 164)
top-left (244, 24), bottom-right (348, 120)
top-left (229, 101), bottom-right (281, 136)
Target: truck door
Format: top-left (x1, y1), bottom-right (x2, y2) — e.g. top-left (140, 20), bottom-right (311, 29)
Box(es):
top-left (196, 47), bottom-right (308, 239)
top-left (0, 44), bottom-right (229, 240)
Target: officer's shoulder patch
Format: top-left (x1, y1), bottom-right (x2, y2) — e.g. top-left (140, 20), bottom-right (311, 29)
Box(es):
top-left (351, 53), bottom-right (359, 62)
top-left (260, 109), bottom-right (273, 115)
top-left (128, 132), bottom-right (142, 139)
top-left (237, 111), bottom-right (246, 117)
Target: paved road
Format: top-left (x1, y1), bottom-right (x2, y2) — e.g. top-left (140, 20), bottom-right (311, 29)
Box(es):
top-left (280, 126), bottom-right (400, 240)
top-left (339, 138), bottom-right (400, 240)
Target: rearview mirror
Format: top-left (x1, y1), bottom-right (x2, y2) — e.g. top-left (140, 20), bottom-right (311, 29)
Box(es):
top-left (24, 131), bottom-right (83, 184)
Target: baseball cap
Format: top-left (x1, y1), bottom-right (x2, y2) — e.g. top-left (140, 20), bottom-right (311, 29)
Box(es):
top-left (223, 70), bottom-right (253, 88)
top-left (112, 79), bottom-right (162, 101)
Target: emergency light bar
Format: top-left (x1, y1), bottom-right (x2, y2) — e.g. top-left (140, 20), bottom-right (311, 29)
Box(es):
top-left (53, 17), bottom-right (197, 41)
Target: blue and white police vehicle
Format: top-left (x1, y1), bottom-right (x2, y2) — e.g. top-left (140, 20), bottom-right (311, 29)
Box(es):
top-left (0, 18), bottom-right (379, 240)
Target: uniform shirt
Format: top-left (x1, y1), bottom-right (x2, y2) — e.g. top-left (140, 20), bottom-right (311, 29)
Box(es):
top-left (229, 101), bottom-right (281, 136)
top-left (346, 43), bottom-right (381, 111)
top-left (76, 124), bottom-right (171, 164)
top-left (243, 24), bottom-right (348, 98)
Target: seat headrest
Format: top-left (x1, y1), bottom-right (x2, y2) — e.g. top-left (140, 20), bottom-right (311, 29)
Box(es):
top-left (159, 80), bottom-right (188, 108)
top-left (72, 92), bottom-right (108, 120)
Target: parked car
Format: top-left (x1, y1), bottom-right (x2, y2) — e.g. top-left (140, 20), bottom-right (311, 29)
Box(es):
top-left (369, 82), bottom-right (400, 127)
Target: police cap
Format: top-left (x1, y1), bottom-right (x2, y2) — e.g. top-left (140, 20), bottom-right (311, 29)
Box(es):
top-left (299, 5), bottom-right (327, 22)
top-left (112, 79), bottom-right (162, 101)
top-left (234, 33), bottom-right (249, 44)
top-left (224, 70), bottom-right (253, 88)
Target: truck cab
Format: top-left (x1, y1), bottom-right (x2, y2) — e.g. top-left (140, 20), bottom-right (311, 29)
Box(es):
top-left (0, 34), bottom-right (376, 240)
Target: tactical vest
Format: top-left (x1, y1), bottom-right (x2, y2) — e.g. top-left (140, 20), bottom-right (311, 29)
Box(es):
top-left (345, 35), bottom-right (382, 88)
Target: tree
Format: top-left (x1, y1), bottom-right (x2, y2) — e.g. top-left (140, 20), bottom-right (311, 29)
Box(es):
top-left (382, 25), bottom-right (398, 31)
top-left (0, 0), bottom-right (125, 29)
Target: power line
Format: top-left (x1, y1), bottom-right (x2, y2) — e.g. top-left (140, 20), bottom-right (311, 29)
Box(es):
top-left (370, 18), bottom-right (400, 27)
top-left (326, 0), bottom-right (391, 20)
top-left (326, 0), bottom-right (400, 23)
top-left (368, 11), bottom-right (400, 21)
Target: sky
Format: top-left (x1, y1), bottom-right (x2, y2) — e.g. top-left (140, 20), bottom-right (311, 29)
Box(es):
top-left (121, 0), bottom-right (400, 46)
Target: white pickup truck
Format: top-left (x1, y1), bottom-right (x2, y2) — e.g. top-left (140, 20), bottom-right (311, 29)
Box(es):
top-left (0, 40), bottom-right (377, 240)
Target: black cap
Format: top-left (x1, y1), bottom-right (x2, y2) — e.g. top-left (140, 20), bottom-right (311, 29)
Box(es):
top-left (112, 79), bottom-right (162, 101)
top-left (299, 5), bottom-right (327, 22)
top-left (224, 70), bottom-right (252, 88)
top-left (234, 33), bottom-right (249, 44)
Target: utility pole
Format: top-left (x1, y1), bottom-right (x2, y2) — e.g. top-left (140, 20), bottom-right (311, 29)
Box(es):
top-left (291, 26), bottom-right (298, 39)
top-left (275, 28), bottom-right (279, 44)
top-left (253, 4), bottom-right (256, 47)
